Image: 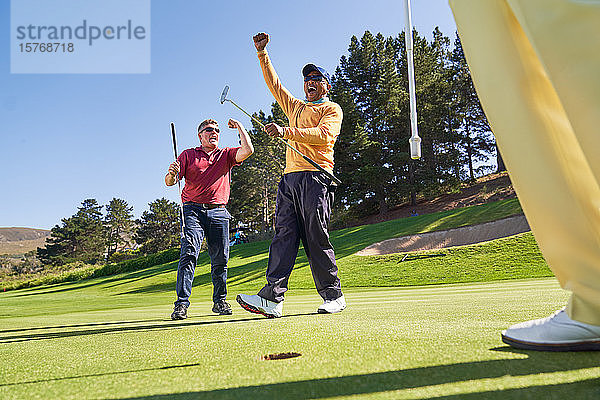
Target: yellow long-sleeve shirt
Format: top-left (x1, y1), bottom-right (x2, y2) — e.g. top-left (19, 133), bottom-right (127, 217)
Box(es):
top-left (257, 49), bottom-right (343, 174)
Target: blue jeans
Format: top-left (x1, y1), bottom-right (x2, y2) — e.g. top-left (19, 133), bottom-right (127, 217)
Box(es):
top-left (175, 203), bottom-right (231, 306)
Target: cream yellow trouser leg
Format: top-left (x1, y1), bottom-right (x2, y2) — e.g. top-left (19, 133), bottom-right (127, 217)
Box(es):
top-left (449, 0), bottom-right (600, 325)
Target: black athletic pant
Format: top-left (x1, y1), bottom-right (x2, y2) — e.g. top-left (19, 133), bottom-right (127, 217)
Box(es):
top-left (258, 171), bottom-right (342, 303)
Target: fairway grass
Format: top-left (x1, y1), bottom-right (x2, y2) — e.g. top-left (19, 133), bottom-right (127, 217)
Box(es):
top-left (2, 279), bottom-right (599, 399)
top-left (2, 198), bottom-right (597, 398)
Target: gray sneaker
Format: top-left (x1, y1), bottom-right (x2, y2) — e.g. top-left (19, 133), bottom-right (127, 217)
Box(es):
top-left (236, 294), bottom-right (283, 318)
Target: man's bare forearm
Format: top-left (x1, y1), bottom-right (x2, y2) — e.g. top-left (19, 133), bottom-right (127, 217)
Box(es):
top-left (236, 124), bottom-right (254, 162)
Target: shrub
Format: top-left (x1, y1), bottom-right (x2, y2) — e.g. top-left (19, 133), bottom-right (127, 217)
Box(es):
top-left (109, 249), bottom-right (141, 263)
top-left (1, 248), bottom-right (181, 291)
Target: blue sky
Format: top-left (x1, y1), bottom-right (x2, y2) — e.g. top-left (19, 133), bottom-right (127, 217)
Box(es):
top-left (0, 0), bottom-right (457, 230)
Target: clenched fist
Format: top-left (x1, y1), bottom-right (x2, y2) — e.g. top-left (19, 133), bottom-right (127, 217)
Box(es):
top-left (264, 122), bottom-right (284, 138)
top-left (228, 118), bottom-right (242, 130)
top-left (253, 32), bottom-right (269, 52)
top-left (168, 160), bottom-right (180, 178)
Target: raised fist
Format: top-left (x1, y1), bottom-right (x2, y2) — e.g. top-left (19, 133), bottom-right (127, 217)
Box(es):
top-left (253, 32), bottom-right (269, 52)
top-left (228, 119), bottom-right (242, 129)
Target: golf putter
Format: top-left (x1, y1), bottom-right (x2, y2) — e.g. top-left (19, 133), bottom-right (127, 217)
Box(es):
top-left (170, 122), bottom-right (186, 236)
top-left (220, 85), bottom-right (341, 185)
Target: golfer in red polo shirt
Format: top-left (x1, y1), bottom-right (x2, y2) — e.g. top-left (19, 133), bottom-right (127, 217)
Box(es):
top-left (166, 118), bottom-right (253, 319)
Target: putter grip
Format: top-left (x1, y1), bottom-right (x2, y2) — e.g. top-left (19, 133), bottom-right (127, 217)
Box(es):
top-left (171, 125), bottom-right (178, 158)
top-left (170, 123), bottom-right (180, 181)
top-left (301, 154), bottom-right (341, 185)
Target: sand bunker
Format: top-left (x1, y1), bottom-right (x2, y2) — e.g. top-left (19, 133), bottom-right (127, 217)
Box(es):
top-left (356, 215), bottom-right (530, 256)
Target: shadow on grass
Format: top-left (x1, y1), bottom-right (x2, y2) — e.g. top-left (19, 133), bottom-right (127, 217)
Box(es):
top-left (101, 348), bottom-right (597, 399)
top-left (0, 363), bottom-right (202, 387)
top-left (119, 256), bottom-right (295, 295)
top-left (0, 317), bottom-right (174, 334)
top-left (0, 312), bottom-right (317, 344)
top-left (8, 280), bottom-right (115, 298)
top-left (399, 253), bottom-right (447, 262)
top-left (426, 379), bottom-right (599, 399)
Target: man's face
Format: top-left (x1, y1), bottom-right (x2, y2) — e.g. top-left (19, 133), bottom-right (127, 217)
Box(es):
top-left (304, 71), bottom-right (330, 102)
top-left (198, 123), bottom-right (219, 150)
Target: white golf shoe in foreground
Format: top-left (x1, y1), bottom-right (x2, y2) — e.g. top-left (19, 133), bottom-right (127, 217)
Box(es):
top-left (502, 308), bottom-right (600, 351)
top-left (317, 295), bottom-right (346, 314)
top-left (236, 294), bottom-right (283, 318)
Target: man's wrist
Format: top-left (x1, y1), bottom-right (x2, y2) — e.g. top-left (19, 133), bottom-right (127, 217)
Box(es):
top-left (257, 48), bottom-right (267, 55)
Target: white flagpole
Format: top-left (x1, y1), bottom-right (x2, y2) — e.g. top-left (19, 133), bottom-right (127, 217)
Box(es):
top-left (404, 0), bottom-right (421, 159)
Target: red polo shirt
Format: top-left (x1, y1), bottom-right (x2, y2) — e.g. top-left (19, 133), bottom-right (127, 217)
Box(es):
top-left (177, 146), bottom-right (240, 204)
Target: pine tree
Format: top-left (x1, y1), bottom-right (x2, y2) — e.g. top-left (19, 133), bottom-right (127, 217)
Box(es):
top-left (72, 199), bottom-right (106, 263)
top-left (450, 33), bottom-right (495, 180)
top-left (134, 198), bottom-right (180, 254)
top-left (105, 198), bottom-right (134, 258)
top-left (335, 32), bottom-right (404, 215)
top-left (228, 103), bottom-right (285, 233)
top-left (38, 199), bottom-right (106, 265)
top-left (37, 216), bottom-right (79, 265)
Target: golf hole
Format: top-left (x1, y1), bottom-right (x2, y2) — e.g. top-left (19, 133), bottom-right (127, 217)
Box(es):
top-left (262, 352), bottom-right (302, 360)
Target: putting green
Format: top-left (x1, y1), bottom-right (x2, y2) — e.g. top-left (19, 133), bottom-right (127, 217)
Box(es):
top-left (1, 278), bottom-right (599, 399)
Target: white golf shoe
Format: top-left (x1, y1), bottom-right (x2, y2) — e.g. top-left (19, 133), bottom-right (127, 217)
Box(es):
top-left (502, 308), bottom-right (600, 351)
top-left (236, 294), bottom-right (283, 318)
top-left (317, 295), bottom-right (346, 314)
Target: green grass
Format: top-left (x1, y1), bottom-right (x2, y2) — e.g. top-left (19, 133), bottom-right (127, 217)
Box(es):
top-left (3, 198), bottom-right (597, 399)
top-left (1, 281), bottom-right (599, 399)
top-left (1, 248), bottom-right (180, 291)
top-left (341, 233), bottom-right (552, 287)
top-left (330, 198), bottom-right (523, 256)
top-left (0, 198), bottom-right (533, 319)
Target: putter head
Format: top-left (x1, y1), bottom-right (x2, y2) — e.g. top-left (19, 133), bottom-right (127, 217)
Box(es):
top-left (220, 85), bottom-right (229, 104)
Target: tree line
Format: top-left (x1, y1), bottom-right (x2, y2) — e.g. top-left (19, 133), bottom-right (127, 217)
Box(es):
top-left (37, 198), bottom-right (181, 266)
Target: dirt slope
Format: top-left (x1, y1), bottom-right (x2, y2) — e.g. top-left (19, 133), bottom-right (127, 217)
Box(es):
top-left (358, 215), bottom-right (530, 256)
top-left (353, 172), bottom-right (528, 255)
top-left (0, 228), bottom-right (50, 255)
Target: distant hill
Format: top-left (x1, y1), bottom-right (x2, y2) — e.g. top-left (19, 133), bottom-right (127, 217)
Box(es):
top-left (0, 227), bottom-right (50, 255)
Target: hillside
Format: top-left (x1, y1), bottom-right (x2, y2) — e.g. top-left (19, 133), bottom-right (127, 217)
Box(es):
top-left (0, 227), bottom-right (50, 255)
top-left (352, 171), bottom-right (516, 226)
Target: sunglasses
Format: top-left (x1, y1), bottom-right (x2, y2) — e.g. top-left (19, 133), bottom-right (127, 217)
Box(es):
top-left (304, 75), bottom-right (325, 82)
top-left (200, 127), bottom-right (220, 134)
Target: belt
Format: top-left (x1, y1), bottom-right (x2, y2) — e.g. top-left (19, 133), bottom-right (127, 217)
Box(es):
top-left (184, 202), bottom-right (225, 209)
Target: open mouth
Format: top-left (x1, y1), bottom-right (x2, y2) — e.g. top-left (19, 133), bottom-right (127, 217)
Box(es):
top-left (307, 86), bottom-right (317, 94)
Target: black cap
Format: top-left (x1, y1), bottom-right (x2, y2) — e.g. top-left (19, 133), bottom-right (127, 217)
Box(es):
top-left (302, 63), bottom-right (331, 83)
